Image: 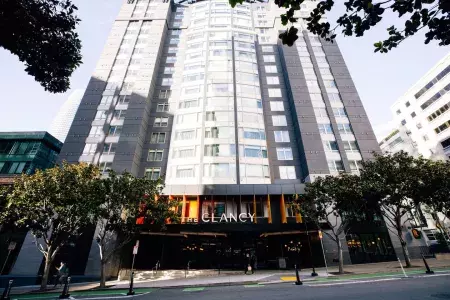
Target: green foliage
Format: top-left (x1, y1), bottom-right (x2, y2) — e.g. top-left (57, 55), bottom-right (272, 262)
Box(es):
top-left (0, 162), bottom-right (99, 289)
top-left (0, 0), bottom-right (82, 93)
top-left (293, 173), bottom-right (368, 273)
top-left (250, 0), bottom-right (450, 52)
top-left (92, 170), bottom-right (179, 287)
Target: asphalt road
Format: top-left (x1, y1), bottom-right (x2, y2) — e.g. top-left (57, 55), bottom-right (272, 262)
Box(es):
top-left (137, 275), bottom-right (450, 300)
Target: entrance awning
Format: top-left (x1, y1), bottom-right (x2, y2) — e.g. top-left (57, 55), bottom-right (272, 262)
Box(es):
top-left (260, 230), bottom-right (319, 237)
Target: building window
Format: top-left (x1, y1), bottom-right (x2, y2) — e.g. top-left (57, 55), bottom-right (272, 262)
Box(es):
top-left (108, 126), bottom-right (122, 136)
top-left (265, 65), bottom-right (278, 73)
top-left (240, 164), bottom-right (270, 178)
top-left (318, 123), bottom-right (333, 134)
top-left (276, 148), bottom-right (293, 160)
top-left (243, 128), bottom-right (266, 140)
top-left (268, 88), bottom-right (282, 97)
top-left (99, 162), bottom-right (112, 175)
top-left (279, 166), bottom-right (296, 179)
top-left (272, 115), bottom-right (287, 126)
top-left (411, 112), bottom-right (416, 118)
top-left (176, 166), bottom-right (195, 178)
top-left (261, 46), bottom-right (273, 52)
top-left (263, 55), bottom-right (275, 62)
top-left (145, 167), bottom-right (161, 180)
top-left (328, 93), bottom-right (342, 103)
top-left (324, 80), bottom-right (337, 88)
top-left (156, 103), bottom-right (170, 112)
top-left (337, 123), bottom-right (352, 134)
top-left (405, 101), bottom-right (410, 107)
top-left (113, 110), bottom-right (127, 120)
top-left (147, 149), bottom-right (164, 161)
top-left (150, 132), bottom-right (166, 143)
top-left (204, 144), bottom-right (236, 157)
top-left (328, 160), bottom-right (344, 172)
top-left (243, 145), bottom-right (267, 158)
top-left (89, 126), bottom-right (104, 137)
top-left (401, 119), bottom-right (407, 126)
top-left (314, 108), bottom-right (328, 118)
top-left (154, 117), bottom-right (169, 127)
top-left (203, 163), bottom-right (234, 178)
top-left (343, 140), bottom-right (359, 152)
top-left (270, 101), bottom-right (284, 111)
top-left (274, 131), bottom-right (290, 142)
top-left (428, 102), bottom-right (450, 121)
top-left (94, 111), bottom-right (107, 120)
top-left (266, 76), bottom-right (279, 84)
top-left (118, 95), bottom-right (131, 104)
top-left (162, 78), bottom-right (173, 86)
top-left (179, 99), bottom-right (199, 109)
top-left (103, 143), bottom-right (117, 155)
top-left (159, 90), bottom-right (172, 99)
top-left (434, 119), bottom-right (450, 134)
top-left (333, 108), bottom-right (347, 117)
top-left (349, 160), bottom-right (363, 172)
top-left (323, 140), bottom-right (339, 152)
top-left (416, 123), bottom-right (422, 129)
top-left (82, 144), bottom-right (97, 155)
top-left (172, 147), bottom-right (196, 159)
top-left (396, 109), bottom-right (401, 115)
top-left (164, 67), bottom-right (175, 74)
top-left (176, 130), bottom-right (195, 140)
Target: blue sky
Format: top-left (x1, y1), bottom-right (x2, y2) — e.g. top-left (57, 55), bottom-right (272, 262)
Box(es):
top-left (0, 0), bottom-right (448, 140)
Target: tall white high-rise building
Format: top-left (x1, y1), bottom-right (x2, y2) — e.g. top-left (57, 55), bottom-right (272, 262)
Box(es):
top-left (387, 53), bottom-right (450, 160)
top-left (49, 89), bottom-right (84, 142)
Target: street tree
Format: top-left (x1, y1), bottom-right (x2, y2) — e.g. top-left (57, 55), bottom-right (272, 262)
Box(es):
top-left (414, 159), bottom-right (450, 243)
top-left (0, 0), bottom-right (82, 93)
top-left (0, 162), bottom-right (99, 290)
top-left (229, 0), bottom-right (450, 50)
top-left (360, 151), bottom-right (423, 268)
top-left (293, 174), bottom-right (366, 274)
top-left (94, 171), bottom-right (179, 288)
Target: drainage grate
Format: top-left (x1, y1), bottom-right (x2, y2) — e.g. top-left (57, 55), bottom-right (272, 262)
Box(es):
top-left (431, 294), bottom-right (450, 299)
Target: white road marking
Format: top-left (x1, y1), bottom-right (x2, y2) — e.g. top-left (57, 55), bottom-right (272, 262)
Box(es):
top-left (307, 278), bottom-right (401, 287)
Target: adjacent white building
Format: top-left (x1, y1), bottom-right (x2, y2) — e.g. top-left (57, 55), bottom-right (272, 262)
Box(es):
top-left (388, 53), bottom-right (450, 160)
top-left (49, 89), bottom-right (84, 142)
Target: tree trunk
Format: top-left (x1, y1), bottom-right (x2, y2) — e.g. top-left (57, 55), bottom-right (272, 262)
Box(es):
top-left (40, 256), bottom-right (53, 290)
top-left (398, 231), bottom-right (412, 268)
top-left (100, 260), bottom-right (107, 288)
top-left (337, 237), bottom-right (344, 274)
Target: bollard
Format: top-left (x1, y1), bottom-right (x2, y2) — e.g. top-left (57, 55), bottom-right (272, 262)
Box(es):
top-left (311, 266), bottom-right (318, 277)
top-left (422, 255), bottom-right (434, 274)
top-left (59, 277), bottom-right (71, 299)
top-left (127, 271), bottom-right (135, 296)
top-left (294, 264), bottom-right (303, 285)
top-left (1, 279), bottom-right (13, 300)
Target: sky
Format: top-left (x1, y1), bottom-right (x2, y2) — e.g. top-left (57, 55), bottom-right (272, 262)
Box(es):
top-left (0, 0), bottom-right (448, 141)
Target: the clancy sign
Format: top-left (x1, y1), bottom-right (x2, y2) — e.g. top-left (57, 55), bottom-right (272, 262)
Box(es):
top-left (184, 213), bottom-right (255, 223)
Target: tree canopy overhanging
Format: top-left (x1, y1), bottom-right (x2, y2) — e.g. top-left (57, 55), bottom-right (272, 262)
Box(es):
top-left (230, 0), bottom-right (450, 50)
top-left (0, 0), bottom-right (82, 93)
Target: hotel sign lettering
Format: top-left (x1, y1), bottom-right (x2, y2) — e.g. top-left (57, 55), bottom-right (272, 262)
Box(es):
top-left (184, 213), bottom-right (255, 223)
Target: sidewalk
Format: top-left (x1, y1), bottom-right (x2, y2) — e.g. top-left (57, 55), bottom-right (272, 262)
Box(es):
top-left (4, 258), bottom-right (450, 297)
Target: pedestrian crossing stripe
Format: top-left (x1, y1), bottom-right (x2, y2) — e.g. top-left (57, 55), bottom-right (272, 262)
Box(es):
top-left (183, 287), bottom-right (205, 292)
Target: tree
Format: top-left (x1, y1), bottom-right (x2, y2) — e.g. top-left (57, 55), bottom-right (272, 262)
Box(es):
top-left (293, 174), bottom-right (367, 274)
top-left (414, 159), bottom-right (450, 244)
top-left (229, 0), bottom-right (450, 51)
top-left (0, 163), bottom-right (99, 290)
top-left (0, 0), bottom-right (82, 93)
top-left (93, 171), bottom-right (179, 288)
top-left (361, 151), bottom-right (424, 267)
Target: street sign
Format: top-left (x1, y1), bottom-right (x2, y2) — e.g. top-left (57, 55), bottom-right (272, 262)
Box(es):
top-left (8, 242), bottom-right (16, 251)
top-left (318, 231), bottom-right (323, 239)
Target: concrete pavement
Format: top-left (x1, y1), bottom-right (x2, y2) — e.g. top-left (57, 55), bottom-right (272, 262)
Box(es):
top-left (3, 258), bottom-right (450, 298)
